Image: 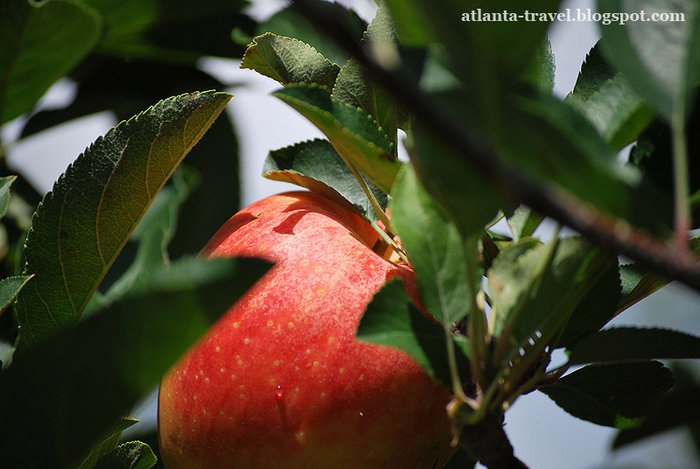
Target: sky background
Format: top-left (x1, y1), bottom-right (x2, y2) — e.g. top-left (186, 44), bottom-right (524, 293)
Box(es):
top-left (2, 0), bottom-right (700, 467)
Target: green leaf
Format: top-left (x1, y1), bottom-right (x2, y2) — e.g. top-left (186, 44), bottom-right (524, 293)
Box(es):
top-left (20, 59), bottom-right (244, 258)
top-left (567, 327), bottom-right (700, 365)
top-left (0, 256), bottom-right (270, 468)
top-left (522, 39), bottom-right (555, 92)
top-left (630, 114), bottom-right (700, 229)
top-left (566, 44), bottom-right (654, 150)
top-left (613, 365), bottom-right (700, 448)
top-left (383, 0), bottom-right (436, 47)
top-left (617, 237), bottom-right (699, 312)
top-left (255, 3), bottom-right (367, 65)
top-left (0, 0), bottom-right (101, 123)
top-left (505, 88), bottom-right (673, 234)
top-left (263, 139), bottom-right (387, 224)
top-left (390, 165), bottom-right (471, 325)
top-left (274, 83), bottom-right (399, 193)
top-left (86, 0), bottom-right (254, 62)
top-left (489, 237), bottom-right (620, 346)
top-left (332, 3), bottom-right (400, 148)
top-left (505, 205), bottom-right (544, 241)
top-left (357, 279), bottom-right (467, 388)
top-left (386, 0), bottom-right (560, 120)
top-left (77, 418), bottom-right (139, 469)
top-left (406, 122), bottom-right (499, 236)
top-left (0, 175), bottom-right (16, 219)
top-left (14, 91), bottom-right (232, 347)
top-left (94, 441), bottom-right (157, 469)
top-left (598, 0), bottom-right (700, 121)
top-left (92, 170), bottom-right (196, 310)
top-left (241, 33), bottom-right (340, 89)
top-left (540, 361), bottom-right (675, 428)
top-left (0, 275), bottom-right (31, 316)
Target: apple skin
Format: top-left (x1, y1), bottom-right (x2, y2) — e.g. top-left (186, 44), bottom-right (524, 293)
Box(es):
top-left (158, 191), bottom-right (455, 468)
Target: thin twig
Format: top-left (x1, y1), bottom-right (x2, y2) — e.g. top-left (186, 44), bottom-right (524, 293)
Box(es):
top-left (291, 0), bottom-right (700, 294)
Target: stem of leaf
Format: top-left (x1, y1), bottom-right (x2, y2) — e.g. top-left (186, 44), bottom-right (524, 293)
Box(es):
top-left (465, 235), bottom-right (489, 393)
top-left (671, 105), bottom-right (690, 251)
top-left (371, 221), bottom-right (409, 264)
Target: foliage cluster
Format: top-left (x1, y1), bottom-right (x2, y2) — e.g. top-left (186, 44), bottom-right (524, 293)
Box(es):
top-left (0, 0), bottom-right (699, 467)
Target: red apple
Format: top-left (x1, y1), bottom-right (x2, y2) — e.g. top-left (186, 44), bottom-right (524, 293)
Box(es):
top-left (158, 191), bottom-right (455, 468)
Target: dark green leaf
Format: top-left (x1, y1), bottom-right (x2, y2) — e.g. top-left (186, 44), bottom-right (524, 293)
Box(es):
top-left (357, 279), bottom-right (467, 388)
top-left (407, 122), bottom-right (499, 236)
top-left (241, 33), bottom-right (340, 88)
top-left (0, 257), bottom-right (269, 468)
top-left (390, 165), bottom-right (471, 324)
top-left (0, 0), bottom-right (101, 123)
top-left (598, 0), bottom-right (700, 121)
top-left (567, 327), bottom-right (700, 365)
top-left (77, 418), bottom-right (139, 469)
top-left (21, 57), bottom-right (232, 137)
top-left (507, 89), bottom-right (670, 233)
top-left (613, 365), bottom-right (700, 448)
top-left (86, 0), bottom-right (254, 62)
top-left (256, 3), bottom-right (366, 65)
top-left (566, 44), bottom-right (654, 150)
top-left (386, 0), bottom-right (560, 119)
top-left (273, 83), bottom-right (399, 193)
top-left (444, 449), bottom-right (477, 469)
top-left (14, 91), bottom-right (232, 347)
top-left (540, 361), bottom-right (674, 428)
top-left (0, 175), bottom-right (16, 219)
top-left (94, 441), bottom-right (157, 469)
top-left (630, 109), bottom-right (700, 229)
top-left (263, 139), bottom-right (387, 224)
top-left (0, 275), bottom-right (31, 316)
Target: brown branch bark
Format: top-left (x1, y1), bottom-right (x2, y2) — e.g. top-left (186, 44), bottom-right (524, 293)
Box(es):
top-left (291, 0), bottom-right (700, 294)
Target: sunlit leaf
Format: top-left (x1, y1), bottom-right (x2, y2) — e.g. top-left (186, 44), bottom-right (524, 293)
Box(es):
top-left (255, 3), bottom-right (366, 65)
top-left (263, 139), bottom-right (387, 223)
top-left (241, 33), bottom-right (340, 88)
top-left (14, 91), bottom-right (231, 347)
top-left (93, 441), bottom-right (157, 469)
top-left (274, 83), bottom-right (399, 193)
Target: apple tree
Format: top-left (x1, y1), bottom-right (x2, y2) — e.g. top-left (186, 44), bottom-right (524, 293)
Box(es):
top-left (0, 0), bottom-right (699, 468)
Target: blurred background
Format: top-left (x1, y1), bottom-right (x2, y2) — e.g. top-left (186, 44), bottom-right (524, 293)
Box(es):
top-left (1, 0), bottom-right (699, 467)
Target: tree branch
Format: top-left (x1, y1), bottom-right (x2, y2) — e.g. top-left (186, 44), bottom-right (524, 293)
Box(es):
top-left (291, 0), bottom-right (700, 293)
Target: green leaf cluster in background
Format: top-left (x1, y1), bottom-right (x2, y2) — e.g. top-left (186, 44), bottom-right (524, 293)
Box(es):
top-left (0, 1), bottom-right (263, 465)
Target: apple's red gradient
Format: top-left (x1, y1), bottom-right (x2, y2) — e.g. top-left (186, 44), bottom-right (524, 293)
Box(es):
top-left (158, 191), bottom-right (455, 468)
